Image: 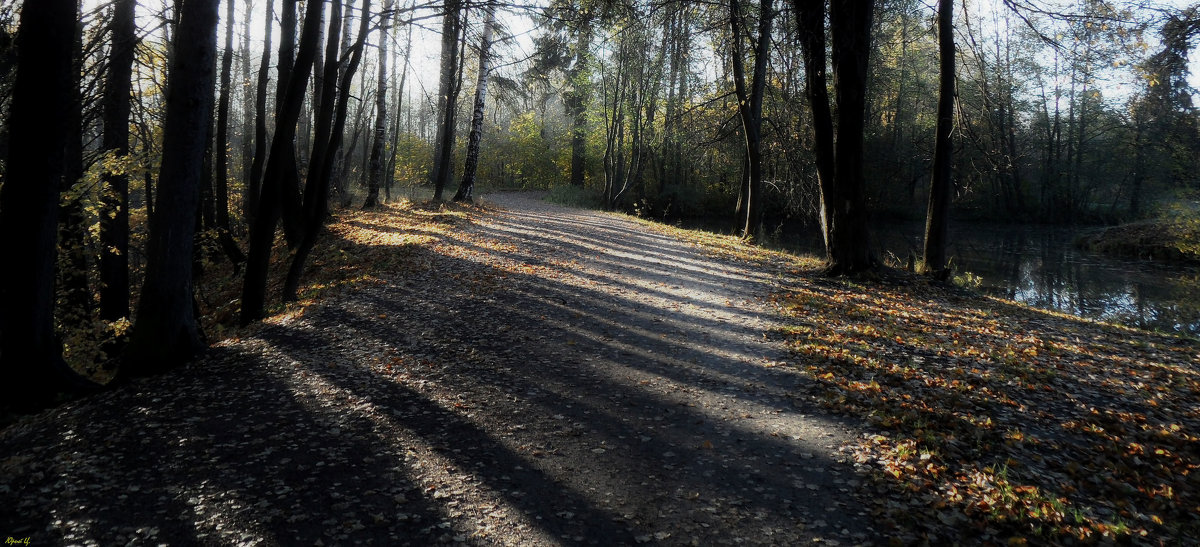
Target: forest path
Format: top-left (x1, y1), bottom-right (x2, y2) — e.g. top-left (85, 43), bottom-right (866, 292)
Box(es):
top-left (1, 192), bottom-right (877, 545)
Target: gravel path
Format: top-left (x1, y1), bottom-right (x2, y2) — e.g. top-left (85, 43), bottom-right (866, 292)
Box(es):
top-left (1, 192), bottom-right (878, 545)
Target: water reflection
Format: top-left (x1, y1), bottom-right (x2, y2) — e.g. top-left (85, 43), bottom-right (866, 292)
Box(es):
top-left (885, 223), bottom-right (1200, 336)
top-left (680, 218), bottom-right (1200, 336)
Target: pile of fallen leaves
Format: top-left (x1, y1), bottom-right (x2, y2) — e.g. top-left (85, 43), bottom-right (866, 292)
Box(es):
top-left (776, 276), bottom-right (1200, 543)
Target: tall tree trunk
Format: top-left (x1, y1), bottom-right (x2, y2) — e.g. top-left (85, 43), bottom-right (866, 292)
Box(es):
top-left (922, 0), bottom-right (954, 278)
top-left (59, 8), bottom-right (92, 338)
top-left (333, 1), bottom-right (356, 206)
top-left (568, 18), bottom-right (592, 188)
top-left (284, 0), bottom-right (372, 300)
top-left (241, 0), bottom-right (255, 188)
top-left (366, 0), bottom-right (394, 208)
top-left (0, 0), bottom-right (99, 403)
top-left (215, 0), bottom-right (236, 230)
top-left (385, 17), bottom-right (412, 199)
top-left (241, 0), bottom-right (325, 324)
top-left (245, 0), bottom-right (274, 223)
top-left (825, 0), bottom-right (875, 274)
top-left (274, 0), bottom-right (305, 246)
top-left (730, 0), bottom-right (771, 240)
top-left (99, 0), bottom-right (137, 322)
top-left (795, 0), bottom-right (835, 253)
top-left (123, 0), bottom-right (222, 374)
top-left (430, 0), bottom-right (464, 201)
top-left (661, 6), bottom-right (679, 192)
top-left (453, 6), bottom-right (495, 203)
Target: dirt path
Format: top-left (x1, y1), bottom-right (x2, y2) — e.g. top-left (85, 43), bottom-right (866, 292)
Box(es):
top-left (1, 193), bottom-right (877, 545)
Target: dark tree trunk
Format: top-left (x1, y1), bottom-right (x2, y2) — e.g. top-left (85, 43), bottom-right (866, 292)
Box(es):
top-left (215, 0), bottom-right (235, 230)
top-left (99, 0), bottom-right (137, 322)
top-left (826, 0), bottom-right (875, 274)
top-left (367, 0), bottom-right (394, 207)
top-left (795, 0), bottom-right (835, 253)
top-left (0, 0), bottom-right (100, 403)
top-left (283, 0), bottom-right (372, 299)
top-left (454, 6), bottom-right (495, 203)
top-left (568, 20), bottom-right (592, 188)
top-left (429, 0), bottom-right (464, 201)
top-left (245, 0), bottom-right (275, 223)
top-left (122, 0), bottom-right (222, 375)
top-left (59, 9), bottom-right (92, 335)
top-left (275, 0), bottom-right (305, 247)
top-left (241, 0), bottom-right (255, 189)
top-left (730, 0), bottom-right (771, 240)
top-left (241, 0), bottom-right (325, 324)
top-left (922, 0), bottom-right (955, 278)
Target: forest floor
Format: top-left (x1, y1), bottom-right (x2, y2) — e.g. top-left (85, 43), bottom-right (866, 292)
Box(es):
top-left (2, 192), bottom-right (1196, 545)
top-left (1, 192), bottom-right (878, 545)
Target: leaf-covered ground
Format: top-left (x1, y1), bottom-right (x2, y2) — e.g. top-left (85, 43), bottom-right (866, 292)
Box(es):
top-left (645, 220), bottom-right (1200, 543)
top-left (3, 193), bottom-right (876, 545)
top-left (10, 192), bottom-right (1196, 544)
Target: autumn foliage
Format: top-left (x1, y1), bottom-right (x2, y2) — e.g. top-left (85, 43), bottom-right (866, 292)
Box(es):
top-left (779, 278), bottom-right (1199, 542)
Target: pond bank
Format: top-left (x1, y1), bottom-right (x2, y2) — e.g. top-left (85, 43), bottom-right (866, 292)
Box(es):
top-left (1076, 219), bottom-right (1200, 264)
top-left (669, 215), bottom-right (1200, 335)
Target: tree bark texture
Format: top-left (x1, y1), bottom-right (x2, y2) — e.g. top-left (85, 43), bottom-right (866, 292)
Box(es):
top-left (0, 0), bottom-right (91, 403)
top-left (99, 0), bottom-right (136, 322)
top-left (454, 6), bottom-right (495, 203)
top-left (245, 0), bottom-right (275, 223)
top-left (123, 0), bottom-right (222, 374)
top-left (430, 0), bottom-right (464, 201)
top-left (241, 0), bottom-right (325, 324)
top-left (366, 0), bottom-right (394, 208)
top-left (922, 0), bottom-right (955, 278)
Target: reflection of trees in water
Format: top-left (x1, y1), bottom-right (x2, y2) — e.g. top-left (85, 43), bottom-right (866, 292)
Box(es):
top-left (934, 223), bottom-right (1196, 335)
top-left (685, 217), bottom-right (1198, 334)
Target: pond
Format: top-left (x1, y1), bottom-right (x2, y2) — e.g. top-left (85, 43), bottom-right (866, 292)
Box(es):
top-left (685, 218), bottom-right (1200, 336)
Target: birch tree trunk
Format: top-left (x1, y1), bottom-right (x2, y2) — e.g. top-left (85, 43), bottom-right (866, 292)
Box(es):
top-left (453, 6), bottom-right (495, 203)
top-left (365, 0), bottom-right (395, 208)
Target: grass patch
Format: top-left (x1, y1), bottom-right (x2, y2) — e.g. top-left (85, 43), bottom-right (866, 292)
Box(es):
top-left (545, 185), bottom-right (605, 209)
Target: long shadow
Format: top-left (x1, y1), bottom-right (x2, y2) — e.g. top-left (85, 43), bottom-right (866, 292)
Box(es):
top-left (2, 194), bottom-right (878, 545)
top-left (262, 245), bottom-right (876, 540)
top-left (0, 344), bottom-right (457, 544)
top-left (478, 213), bottom-right (779, 288)
top-left (256, 323), bottom-right (645, 544)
